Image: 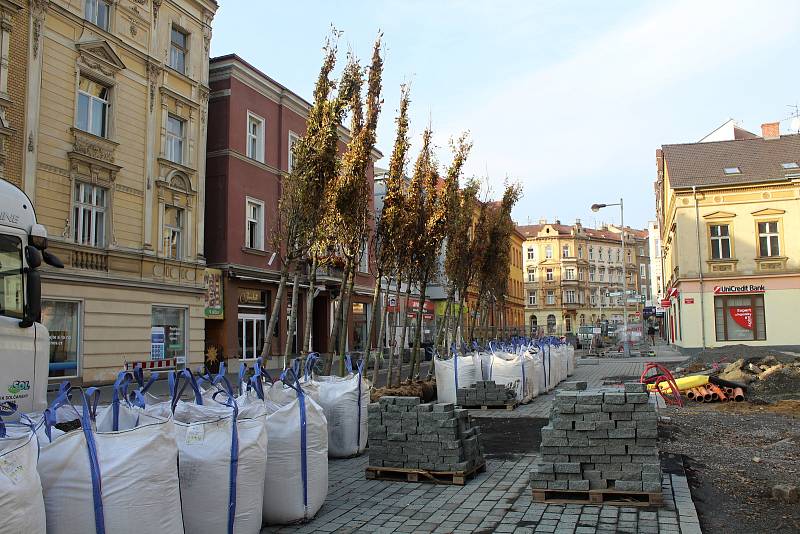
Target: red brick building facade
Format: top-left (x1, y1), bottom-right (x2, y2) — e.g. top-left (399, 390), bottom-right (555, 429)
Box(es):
top-left (205, 55), bottom-right (380, 363)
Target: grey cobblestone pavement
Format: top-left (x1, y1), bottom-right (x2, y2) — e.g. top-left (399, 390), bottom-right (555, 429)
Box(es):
top-left (262, 348), bottom-right (701, 533)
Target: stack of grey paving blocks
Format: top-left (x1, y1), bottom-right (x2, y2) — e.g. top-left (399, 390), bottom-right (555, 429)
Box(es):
top-left (456, 380), bottom-right (517, 407)
top-left (530, 381), bottom-right (661, 493)
top-left (368, 396), bottom-right (485, 472)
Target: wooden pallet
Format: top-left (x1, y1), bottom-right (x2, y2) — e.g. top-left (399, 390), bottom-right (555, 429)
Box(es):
top-left (532, 488), bottom-right (663, 507)
top-left (366, 461), bottom-right (486, 485)
top-left (462, 402), bottom-right (519, 411)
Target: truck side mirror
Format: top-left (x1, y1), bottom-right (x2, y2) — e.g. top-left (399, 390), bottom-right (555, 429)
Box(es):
top-left (42, 250), bottom-right (64, 268)
top-left (25, 245), bottom-right (42, 268)
top-left (20, 269), bottom-right (41, 328)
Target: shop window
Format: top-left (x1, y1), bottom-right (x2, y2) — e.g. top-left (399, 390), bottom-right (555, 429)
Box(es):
top-left (73, 182), bottom-right (107, 247)
top-left (757, 222), bottom-right (780, 257)
top-left (151, 306), bottom-right (187, 361)
top-left (352, 302), bottom-right (368, 351)
top-left (76, 76), bottom-right (109, 138)
top-left (169, 26), bottom-right (188, 74)
top-left (710, 224), bottom-right (731, 259)
top-left (42, 300), bottom-right (80, 378)
top-left (714, 295), bottom-right (766, 341)
top-left (238, 289), bottom-right (267, 359)
top-left (0, 234), bottom-right (23, 319)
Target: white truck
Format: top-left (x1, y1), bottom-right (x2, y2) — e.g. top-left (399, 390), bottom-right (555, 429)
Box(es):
top-left (0, 180), bottom-right (62, 416)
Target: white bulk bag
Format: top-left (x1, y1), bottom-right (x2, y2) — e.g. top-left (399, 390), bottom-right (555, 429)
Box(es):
top-left (169, 393), bottom-right (266, 534)
top-left (263, 384), bottom-right (328, 524)
top-left (435, 353), bottom-right (481, 404)
top-left (566, 344), bottom-right (576, 376)
top-left (36, 389), bottom-right (184, 534)
top-left (0, 418), bottom-right (46, 534)
top-left (486, 352), bottom-right (538, 403)
top-left (312, 364), bottom-right (370, 458)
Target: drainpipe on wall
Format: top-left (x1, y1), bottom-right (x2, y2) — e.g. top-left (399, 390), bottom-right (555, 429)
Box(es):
top-left (692, 186), bottom-right (707, 349)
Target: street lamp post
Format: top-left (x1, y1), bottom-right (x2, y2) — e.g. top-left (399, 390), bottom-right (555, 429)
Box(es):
top-left (591, 198), bottom-right (630, 357)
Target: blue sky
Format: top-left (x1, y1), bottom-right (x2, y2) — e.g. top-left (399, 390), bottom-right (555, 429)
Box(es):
top-left (210, 1), bottom-right (800, 229)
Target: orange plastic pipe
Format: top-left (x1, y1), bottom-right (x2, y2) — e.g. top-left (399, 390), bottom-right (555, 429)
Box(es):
top-left (708, 384), bottom-right (727, 402)
top-left (685, 388), bottom-right (696, 400)
top-left (695, 386), bottom-right (709, 402)
top-left (733, 387), bottom-right (745, 402)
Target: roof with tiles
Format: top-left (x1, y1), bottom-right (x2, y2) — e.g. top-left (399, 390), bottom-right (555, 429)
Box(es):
top-left (662, 133), bottom-right (800, 189)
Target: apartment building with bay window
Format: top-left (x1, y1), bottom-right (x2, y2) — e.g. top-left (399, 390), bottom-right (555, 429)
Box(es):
top-left (205, 55), bottom-right (381, 363)
top-left (20, 0), bottom-right (217, 382)
top-left (656, 121), bottom-right (800, 350)
top-left (520, 220), bottom-right (649, 336)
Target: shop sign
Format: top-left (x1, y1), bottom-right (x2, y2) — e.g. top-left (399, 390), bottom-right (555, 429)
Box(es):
top-left (386, 295), bottom-right (398, 312)
top-left (238, 288), bottom-right (262, 305)
top-left (713, 284), bottom-right (765, 295)
top-left (684, 298), bottom-right (694, 304)
top-left (660, 299), bottom-right (671, 308)
top-left (655, 307), bottom-right (666, 316)
top-left (203, 268), bottom-right (224, 319)
top-left (408, 298), bottom-right (434, 313)
top-left (150, 327), bottom-right (165, 360)
top-left (729, 307), bottom-right (753, 330)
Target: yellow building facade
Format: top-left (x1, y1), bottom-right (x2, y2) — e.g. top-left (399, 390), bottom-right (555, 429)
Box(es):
top-left (520, 221), bottom-right (647, 337)
top-left (657, 123), bottom-right (800, 350)
top-left (23, 0), bottom-right (217, 381)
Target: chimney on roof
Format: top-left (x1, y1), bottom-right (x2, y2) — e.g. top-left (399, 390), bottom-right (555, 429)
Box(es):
top-left (555, 219), bottom-right (561, 225)
top-left (761, 122), bottom-right (780, 140)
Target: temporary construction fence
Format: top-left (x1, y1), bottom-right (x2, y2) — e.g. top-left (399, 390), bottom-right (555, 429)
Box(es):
top-left (302, 353), bottom-right (370, 458)
top-left (0, 408), bottom-right (46, 534)
top-left (436, 338), bottom-right (576, 406)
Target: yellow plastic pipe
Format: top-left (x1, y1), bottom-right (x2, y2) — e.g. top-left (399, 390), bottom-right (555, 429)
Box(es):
top-left (646, 374), bottom-right (709, 394)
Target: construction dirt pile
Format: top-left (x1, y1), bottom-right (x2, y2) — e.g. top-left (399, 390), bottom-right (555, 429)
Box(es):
top-left (716, 356), bottom-right (800, 400)
top-left (684, 345), bottom-right (799, 368)
top-left (371, 380), bottom-right (437, 403)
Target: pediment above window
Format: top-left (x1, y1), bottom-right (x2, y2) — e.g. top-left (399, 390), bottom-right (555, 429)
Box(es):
top-left (751, 208), bottom-right (785, 217)
top-left (76, 40), bottom-right (126, 77)
top-left (702, 211), bottom-right (736, 220)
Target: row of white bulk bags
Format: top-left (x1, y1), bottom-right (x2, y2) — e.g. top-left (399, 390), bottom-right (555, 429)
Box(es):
top-left (435, 353), bottom-right (482, 404)
top-left (303, 355), bottom-right (370, 459)
top-left (483, 351), bottom-right (538, 403)
top-left (0, 416), bottom-right (46, 534)
top-left (261, 375), bottom-right (328, 525)
top-left (35, 388), bottom-right (184, 534)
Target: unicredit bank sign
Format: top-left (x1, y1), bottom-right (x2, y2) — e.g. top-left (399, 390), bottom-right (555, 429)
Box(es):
top-left (713, 284), bottom-right (766, 295)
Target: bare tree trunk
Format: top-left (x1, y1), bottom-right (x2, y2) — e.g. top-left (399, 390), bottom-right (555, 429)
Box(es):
top-left (337, 261), bottom-right (357, 375)
top-left (324, 259), bottom-right (351, 375)
top-left (409, 271), bottom-right (429, 379)
top-left (385, 276), bottom-right (401, 387)
top-left (396, 280), bottom-right (413, 386)
top-left (282, 270), bottom-right (301, 369)
top-left (261, 259), bottom-right (291, 360)
top-left (302, 254), bottom-right (318, 354)
top-left (435, 286), bottom-right (455, 352)
top-left (456, 293), bottom-right (466, 347)
top-left (364, 270), bottom-right (383, 373)
top-left (372, 277), bottom-right (390, 385)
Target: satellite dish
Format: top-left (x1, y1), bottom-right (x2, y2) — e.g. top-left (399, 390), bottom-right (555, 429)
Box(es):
top-left (791, 116), bottom-right (800, 133)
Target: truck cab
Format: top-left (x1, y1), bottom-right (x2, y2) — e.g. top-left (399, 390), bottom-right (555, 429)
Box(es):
top-left (0, 180), bottom-right (62, 415)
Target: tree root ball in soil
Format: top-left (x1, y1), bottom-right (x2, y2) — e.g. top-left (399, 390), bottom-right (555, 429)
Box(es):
top-left (371, 380), bottom-right (437, 403)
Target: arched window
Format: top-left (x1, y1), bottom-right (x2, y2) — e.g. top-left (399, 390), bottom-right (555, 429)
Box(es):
top-left (547, 314), bottom-right (556, 333)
